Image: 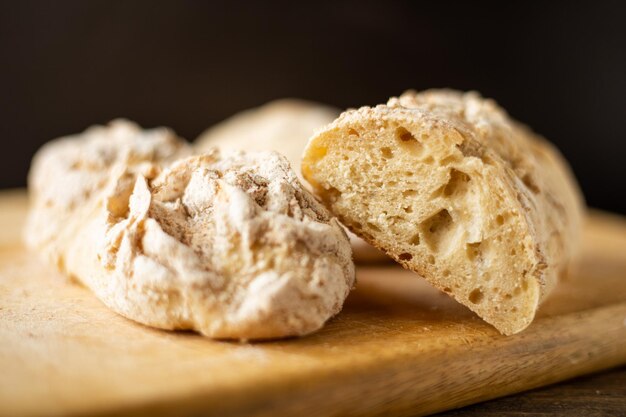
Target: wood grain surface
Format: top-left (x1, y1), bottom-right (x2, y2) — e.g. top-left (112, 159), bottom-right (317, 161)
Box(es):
top-left (435, 365), bottom-right (626, 416)
top-left (0, 189), bottom-right (625, 417)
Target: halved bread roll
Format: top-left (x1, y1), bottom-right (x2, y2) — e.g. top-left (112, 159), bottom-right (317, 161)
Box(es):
top-left (195, 99), bottom-right (389, 263)
top-left (26, 120), bottom-right (355, 340)
top-left (302, 89), bottom-right (584, 335)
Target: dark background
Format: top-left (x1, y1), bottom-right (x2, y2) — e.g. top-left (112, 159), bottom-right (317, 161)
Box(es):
top-left (1, 1), bottom-right (625, 213)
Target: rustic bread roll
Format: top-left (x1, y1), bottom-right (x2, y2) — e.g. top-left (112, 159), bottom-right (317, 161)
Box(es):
top-left (302, 89), bottom-right (584, 335)
top-left (195, 98), bottom-right (389, 263)
top-left (25, 120), bottom-right (355, 340)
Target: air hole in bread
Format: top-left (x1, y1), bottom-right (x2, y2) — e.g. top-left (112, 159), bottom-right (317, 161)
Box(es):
top-left (347, 128), bottom-right (360, 137)
top-left (421, 209), bottom-right (455, 251)
top-left (469, 288), bottom-right (484, 304)
top-left (440, 155), bottom-right (458, 166)
top-left (443, 287), bottom-right (452, 293)
top-left (396, 126), bottom-right (415, 142)
top-left (395, 126), bottom-right (423, 155)
top-left (381, 147), bottom-right (393, 159)
top-left (403, 206), bottom-right (413, 214)
top-left (496, 214), bottom-right (505, 225)
top-left (457, 141), bottom-right (483, 158)
top-left (325, 186), bottom-right (341, 202)
top-left (402, 190), bottom-right (418, 198)
top-left (427, 255), bottom-right (435, 264)
top-left (409, 233), bottom-right (420, 245)
top-left (366, 222), bottom-right (381, 232)
top-left (399, 252), bottom-right (413, 261)
top-left (431, 184), bottom-right (446, 198)
top-left (443, 169), bottom-right (471, 197)
top-left (466, 242), bottom-right (482, 261)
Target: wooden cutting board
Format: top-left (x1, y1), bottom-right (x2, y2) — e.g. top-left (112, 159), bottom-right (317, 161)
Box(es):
top-left (1, 189), bottom-right (625, 417)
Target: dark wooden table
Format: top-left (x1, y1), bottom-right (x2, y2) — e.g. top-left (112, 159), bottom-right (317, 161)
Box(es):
top-left (435, 366), bottom-right (626, 416)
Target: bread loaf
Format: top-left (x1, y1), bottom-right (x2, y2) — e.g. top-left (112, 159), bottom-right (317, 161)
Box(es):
top-left (26, 120), bottom-right (355, 340)
top-left (302, 90), bottom-right (584, 335)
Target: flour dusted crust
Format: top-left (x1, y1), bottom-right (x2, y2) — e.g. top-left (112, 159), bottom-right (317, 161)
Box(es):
top-left (26, 120), bottom-right (355, 340)
top-left (302, 89), bottom-right (584, 335)
top-left (195, 99), bottom-right (389, 263)
top-left (25, 119), bottom-right (192, 266)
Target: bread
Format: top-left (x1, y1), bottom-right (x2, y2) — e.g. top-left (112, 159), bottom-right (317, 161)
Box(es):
top-left (302, 89), bottom-right (584, 335)
top-left (195, 98), bottom-right (389, 263)
top-left (195, 99), bottom-right (338, 185)
top-left (25, 119), bottom-right (355, 340)
top-left (25, 119), bottom-right (192, 264)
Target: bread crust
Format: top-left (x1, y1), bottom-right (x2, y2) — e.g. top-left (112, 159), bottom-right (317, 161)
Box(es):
top-left (25, 120), bottom-right (355, 340)
top-left (302, 89), bottom-right (584, 335)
